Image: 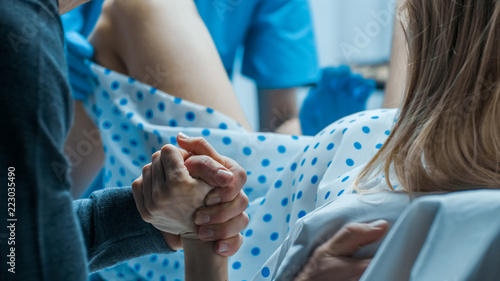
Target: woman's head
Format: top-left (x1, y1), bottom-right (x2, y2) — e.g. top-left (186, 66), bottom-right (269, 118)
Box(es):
top-left (357, 0), bottom-right (500, 192)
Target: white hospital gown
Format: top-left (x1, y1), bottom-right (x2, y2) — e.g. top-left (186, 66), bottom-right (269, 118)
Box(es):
top-left (85, 64), bottom-right (398, 281)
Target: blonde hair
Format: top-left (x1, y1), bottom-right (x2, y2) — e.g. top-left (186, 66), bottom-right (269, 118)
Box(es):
top-left (356, 0), bottom-right (500, 192)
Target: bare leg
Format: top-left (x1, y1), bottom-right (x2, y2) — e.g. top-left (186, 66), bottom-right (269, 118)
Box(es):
top-left (89, 0), bottom-right (251, 130)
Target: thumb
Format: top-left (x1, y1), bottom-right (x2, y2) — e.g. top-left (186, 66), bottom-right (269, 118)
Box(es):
top-left (318, 220), bottom-right (389, 257)
top-left (177, 132), bottom-right (226, 164)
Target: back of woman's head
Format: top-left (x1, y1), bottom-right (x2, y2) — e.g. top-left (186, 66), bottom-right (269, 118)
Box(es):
top-left (357, 0), bottom-right (500, 192)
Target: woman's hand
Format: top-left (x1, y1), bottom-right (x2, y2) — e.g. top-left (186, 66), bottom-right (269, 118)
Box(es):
top-left (295, 220), bottom-right (389, 281)
top-left (176, 133), bottom-right (249, 257)
top-left (132, 144), bottom-right (215, 239)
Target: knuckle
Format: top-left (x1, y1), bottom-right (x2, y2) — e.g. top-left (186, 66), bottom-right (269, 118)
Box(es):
top-left (152, 151), bottom-right (161, 160)
top-left (236, 169), bottom-right (247, 185)
top-left (142, 163), bottom-right (151, 175)
top-left (239, 192), bottom-right (249, 209)
top-left (242, 212), bottom-right (250, 228)
top-left (161, 144), bottom-right (176, 154)
top-left (132, 179), bottom-right (141, 190)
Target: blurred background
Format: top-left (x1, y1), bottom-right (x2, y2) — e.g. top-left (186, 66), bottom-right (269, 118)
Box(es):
top-left (233, 0), bottom-right (394, 131)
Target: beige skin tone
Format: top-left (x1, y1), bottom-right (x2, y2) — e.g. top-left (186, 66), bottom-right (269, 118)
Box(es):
top-left (295, 221), bottom-right (389, 281)
top-left (383, 0), bottom-right (408, 108)
top-left (259, 88), bottom-right (301, 134)
top-left (60, 0), bottom-right (404, 278)
top-left (62, 0), bottom-right (251, 275)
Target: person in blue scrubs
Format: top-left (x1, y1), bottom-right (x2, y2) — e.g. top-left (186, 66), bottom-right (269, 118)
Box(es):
top-left (64, 0), bottom-right (319, 133)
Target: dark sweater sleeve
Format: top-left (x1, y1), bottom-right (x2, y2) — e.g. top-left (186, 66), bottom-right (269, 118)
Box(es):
top-left (73, 187), bottom-right (174, 272)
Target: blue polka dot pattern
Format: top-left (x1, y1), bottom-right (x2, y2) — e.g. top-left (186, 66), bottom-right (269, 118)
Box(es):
top-left (258, 175), bottom-right (267, 184)
top-left (88, 67), bottom-right (398, 281)
top-left (325, 191), bottom-right (331, 200)
top-left (102, 90), bottom-right (110, 99)
top-left (274, 180), bottom-right (282, 188)
top-left (311, 157), bottom-right (318, 166)
top-left (243, 147), bottom-right (252, 156)
top-left (232, 262), bottom-right (241, 270)
top-left (270, 232), bottom-right (279, 241)
top-left (261, 267), bottom-right (270, 278)
top-left (103, 121), bottom-right (112, 129)
top-left (111, 81), bottom-right (120, 90)
top-left (136, 91), bottom-right (144, 101)
top-left (263, 214), bottom-right (272, 222)
top-left (354, 142), bottom-right (362, 150)
top-left (251, 247), bottom-right (260, 256)
top-left (278, 145), bottom-right (286, 153)
top-left (298, 210), bottom-right (307, 218)
top-left (186, 111), bottom-right (196, 121)
top-left (281, 198), bottom-right (288, 206)
top-left (158, 102), bottom-right (165, 112)
top-left (311, 175), bottom-right (319, 184)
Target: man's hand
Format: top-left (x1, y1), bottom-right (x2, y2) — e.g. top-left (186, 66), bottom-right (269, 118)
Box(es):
top-left (177, 133), bottom-right (249, 257)
top-left (132, 145), bottom-right (214, 239)
top-left (295, 220), bottom-right (389, 281)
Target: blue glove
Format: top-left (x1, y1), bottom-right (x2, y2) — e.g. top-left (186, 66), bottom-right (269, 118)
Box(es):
top-left (299, 66), bottom-right (376, 136)
top-left (65, 31), bottom-right (97, 101)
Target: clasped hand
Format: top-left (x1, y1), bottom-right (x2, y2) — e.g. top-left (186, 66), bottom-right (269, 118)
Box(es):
top-left (132, 133), bottom-right (249, 256)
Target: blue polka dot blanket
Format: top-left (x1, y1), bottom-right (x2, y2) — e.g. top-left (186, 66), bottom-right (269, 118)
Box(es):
top-left (86, 64), bottom-right (406, 281)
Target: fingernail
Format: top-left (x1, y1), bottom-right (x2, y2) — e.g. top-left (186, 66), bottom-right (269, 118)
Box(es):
top-left (195, 213), bottom-right (210, 224)
top-left (178, 132), bottom-right (189, 140)
top-left (206, 196), bottom-right (221, 206)
top-left (219, 243), bottom-right (228, 253)
top-left (217, 169), bottom-right (233, 185)
top-left (369, 219), bottom-right (388, 228)
top-left (199, 228), bottom-right (214, 239)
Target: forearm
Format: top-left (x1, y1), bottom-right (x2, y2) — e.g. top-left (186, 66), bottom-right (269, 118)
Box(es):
top-left (258, 88), bottom-right (299, 132)
top-left (59, 0), bottom-right (91, 14)
top-left (66, 101), bottom-right (105, 198)
top-left (73, 187), bottom-right (174, 272)
top-left (182, 238), bottom-right (228, 281)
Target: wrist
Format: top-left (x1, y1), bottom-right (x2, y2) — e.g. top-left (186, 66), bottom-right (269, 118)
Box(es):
top-left (161, 232), bottom-right (182, 250)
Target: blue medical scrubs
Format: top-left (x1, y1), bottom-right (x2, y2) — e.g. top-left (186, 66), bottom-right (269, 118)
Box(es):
top-left (63, 0), bottom-right (320, 89)
top-left (195, 0), bottom-right (320, 88)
